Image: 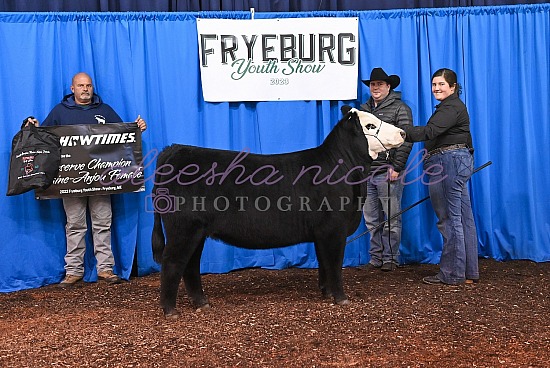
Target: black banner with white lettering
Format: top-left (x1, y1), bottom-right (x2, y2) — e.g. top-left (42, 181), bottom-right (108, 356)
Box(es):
top-left (35, 123), bottom-right (144, 199)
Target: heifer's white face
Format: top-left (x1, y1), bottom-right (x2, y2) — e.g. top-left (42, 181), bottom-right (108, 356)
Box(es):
top-left (351, 108), bottom-right (405, 159)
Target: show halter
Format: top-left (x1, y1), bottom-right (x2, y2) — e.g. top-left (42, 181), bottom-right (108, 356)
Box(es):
top-left (363, 121), bottom-right (391, 161)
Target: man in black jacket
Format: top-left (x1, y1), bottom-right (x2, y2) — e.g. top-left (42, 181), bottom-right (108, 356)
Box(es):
top-left (360, 68), bottom-right (413, 271)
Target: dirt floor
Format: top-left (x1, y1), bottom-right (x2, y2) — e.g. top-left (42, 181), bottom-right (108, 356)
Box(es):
top-left (1, 258), bottom-right (549, 367)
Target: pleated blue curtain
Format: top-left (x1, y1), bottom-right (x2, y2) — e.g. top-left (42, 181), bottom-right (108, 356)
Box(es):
top-left (1, 5), bottom-right (549, 292)
top-left (0, 0), bottom-right (546, 12)
top-left (462, 6), bottom-right (550, 259)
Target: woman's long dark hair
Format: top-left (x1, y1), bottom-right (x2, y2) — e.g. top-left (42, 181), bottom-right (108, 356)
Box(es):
top-left (432, 68), bottom-right (462, 96)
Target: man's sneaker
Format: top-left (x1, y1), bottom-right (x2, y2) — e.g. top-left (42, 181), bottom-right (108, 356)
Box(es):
top-left (381, 262), bottom-right (397, 272)
top-left (422, 275), bottom-right (443, 285)
top-left (58, 274), bottom-right (82, 287)
top-left (357, 263), bottom-right (381, 271)
top-left (97, 270), bottom-right (122, 284)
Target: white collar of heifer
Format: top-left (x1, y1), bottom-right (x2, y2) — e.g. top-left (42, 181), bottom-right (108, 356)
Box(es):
top-left (350, 108), bottom-right (390, 160)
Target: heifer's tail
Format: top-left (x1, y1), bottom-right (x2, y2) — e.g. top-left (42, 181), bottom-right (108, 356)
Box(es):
top-left (151, 145), bottom-right (177, 264)
top-left (152, 211), bottom-right (165, 264)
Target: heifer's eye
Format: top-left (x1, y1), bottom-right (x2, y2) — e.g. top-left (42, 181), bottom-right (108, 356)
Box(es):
top-left (365, 124), bottom-right (376, 130)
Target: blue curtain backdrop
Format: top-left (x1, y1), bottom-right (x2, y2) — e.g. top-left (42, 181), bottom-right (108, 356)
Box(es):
top-left (0, 0), bottom-right (547, 12)
top-left (1, 5), bottom-right (549, 292)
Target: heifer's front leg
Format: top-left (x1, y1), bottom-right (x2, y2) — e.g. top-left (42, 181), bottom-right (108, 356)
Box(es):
top-left (313, 243), bottom-right (329, 299)
top-left (315, 237), bottom-right (349, 305)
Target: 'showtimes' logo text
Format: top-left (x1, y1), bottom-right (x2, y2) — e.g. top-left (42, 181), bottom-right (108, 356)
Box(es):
top-left (60, 133), bottom-right (136, 147)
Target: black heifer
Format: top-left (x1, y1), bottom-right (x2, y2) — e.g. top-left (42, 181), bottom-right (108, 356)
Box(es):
top-left (151, 107), bottom-right (405, 318)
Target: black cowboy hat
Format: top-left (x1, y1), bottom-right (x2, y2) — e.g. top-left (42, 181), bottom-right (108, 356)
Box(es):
top-left (362, 67), bottom-right (400, 89)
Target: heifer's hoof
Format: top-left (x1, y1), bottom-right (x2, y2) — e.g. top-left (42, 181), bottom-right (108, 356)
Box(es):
top-left (335, 298), bottom-right (350, 306)
top-left (195, 303), bottom-right (211, 312)
top-left (320, 287), bottom-right (332, 299)
top-left (163, 308), bottom-right (180, 320)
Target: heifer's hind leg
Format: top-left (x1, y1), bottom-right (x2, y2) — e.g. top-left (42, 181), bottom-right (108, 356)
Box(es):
top-left (314, 235), bottom-right (349, 305)
top-left (160, 239), bottom-right (186, 319)
top-left (182, 239), bottom-right (210, 310)
top-left (160, 227), bottom-right (206, 318)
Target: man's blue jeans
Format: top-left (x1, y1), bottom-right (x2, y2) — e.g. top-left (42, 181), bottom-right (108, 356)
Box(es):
top-left (425, 148), bottom-right (479, 284)
top-left (363, 173), bottom-right (403, 266)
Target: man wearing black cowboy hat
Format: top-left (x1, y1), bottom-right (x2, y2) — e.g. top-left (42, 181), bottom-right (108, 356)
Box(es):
top-left (360, 67), bottom-right (413, 272)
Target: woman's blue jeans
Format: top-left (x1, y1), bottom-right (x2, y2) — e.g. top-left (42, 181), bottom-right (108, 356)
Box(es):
top-left (425, 148), bottom-right (479, 284)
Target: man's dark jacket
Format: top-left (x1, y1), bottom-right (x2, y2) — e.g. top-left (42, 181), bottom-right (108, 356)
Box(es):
top-left (42, 93), bottom-right (122, 126)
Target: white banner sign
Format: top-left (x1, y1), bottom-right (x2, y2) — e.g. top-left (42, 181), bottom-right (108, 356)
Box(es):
top-left (197, 17), bottom-right (358, 102)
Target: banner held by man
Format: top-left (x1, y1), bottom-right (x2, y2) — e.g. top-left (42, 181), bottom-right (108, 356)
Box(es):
top-left (35, 123), bottom-right (145, 199)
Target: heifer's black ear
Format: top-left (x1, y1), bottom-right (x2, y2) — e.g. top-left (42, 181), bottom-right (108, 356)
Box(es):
top-left (341, 105), bottom-right (352, 115)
